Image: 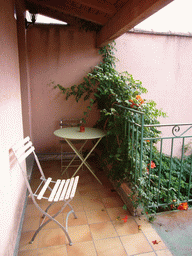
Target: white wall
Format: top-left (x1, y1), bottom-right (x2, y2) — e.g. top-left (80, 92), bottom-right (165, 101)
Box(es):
top-left (0, 0), bottom-right (25, 255)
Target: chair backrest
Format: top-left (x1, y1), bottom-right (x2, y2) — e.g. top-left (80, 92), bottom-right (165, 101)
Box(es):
top-left (12, 136), bottom-right (46, 197)
top-left (59, 118), bottom-right (82, 129)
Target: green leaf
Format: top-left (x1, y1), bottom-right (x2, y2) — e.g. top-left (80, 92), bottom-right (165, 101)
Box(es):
top-left (123, 204), bottom-right (127, 210)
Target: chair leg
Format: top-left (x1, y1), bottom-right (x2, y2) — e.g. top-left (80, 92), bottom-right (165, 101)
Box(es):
top-left (29, 200), bottom-right (77, 246)
top-left (41, 201), bottom-right (55, 219)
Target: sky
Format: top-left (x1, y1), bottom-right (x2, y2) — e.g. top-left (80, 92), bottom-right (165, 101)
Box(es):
top-left (134, 0), bottom-right (192, 33)
top-left (26, 11), bottom-right (67, 25)
top-left (27, 0), bottom-right (192, 33)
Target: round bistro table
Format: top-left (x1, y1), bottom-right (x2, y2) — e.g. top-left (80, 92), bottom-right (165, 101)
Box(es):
top-left (54, 127), bottom-right (106, 184)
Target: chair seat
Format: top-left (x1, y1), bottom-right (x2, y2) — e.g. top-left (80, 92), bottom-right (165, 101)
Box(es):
top-left (36, 176), bottom-right (79, 202)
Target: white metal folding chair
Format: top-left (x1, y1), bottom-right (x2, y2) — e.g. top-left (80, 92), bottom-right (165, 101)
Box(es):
top-left (12, 136), bottom-right (79, 246)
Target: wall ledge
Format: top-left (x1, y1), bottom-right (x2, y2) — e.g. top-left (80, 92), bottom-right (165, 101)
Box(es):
top-left (110, 180), bottom-right (142, 216)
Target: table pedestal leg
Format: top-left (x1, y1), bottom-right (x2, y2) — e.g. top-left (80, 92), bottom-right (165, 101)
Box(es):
top-left (64, 138), bottom-right (103, 184)
top-left (61, 141), bottom-right (87, 175)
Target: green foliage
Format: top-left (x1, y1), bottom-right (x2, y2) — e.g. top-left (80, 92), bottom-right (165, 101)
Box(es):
top-left (54, 42), bottom-right (192, 220)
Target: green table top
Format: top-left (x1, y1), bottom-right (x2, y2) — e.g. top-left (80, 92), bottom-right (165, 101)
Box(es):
top-left (54, 127), bottom-right (106, 140)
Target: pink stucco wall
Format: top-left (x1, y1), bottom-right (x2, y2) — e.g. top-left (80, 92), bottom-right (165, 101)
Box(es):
top-left (115, 32), bottom-right (192, 124)
top-left (0, 0), bottom-right (26, 255)
top-left (28, 28), bottom-right (192, 156)
top-left (27, 25), bottom-right (102, 153)
top-left (115, 32), bottom-right (192, 156)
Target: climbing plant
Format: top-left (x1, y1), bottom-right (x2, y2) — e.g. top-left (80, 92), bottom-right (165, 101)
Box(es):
top-left (53, 42), bottom-right (170, 218)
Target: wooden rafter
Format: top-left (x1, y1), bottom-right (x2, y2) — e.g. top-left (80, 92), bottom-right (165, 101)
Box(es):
top-left (26, 0), bottom-right (111, 25)
top-left (25, 0), bottom-right (174, 47)
top-left (96, 0), bottom-right (173, 47)
top-left (72, 0), bottom-right (116, 15)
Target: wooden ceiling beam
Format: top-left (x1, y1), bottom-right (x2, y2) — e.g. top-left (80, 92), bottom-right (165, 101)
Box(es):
top-left (26, 2), bottom-right (81, 25)
top-left (72, 0), bottom-right (116, 14)
top-left (96, 0), bottom-right (174, 47)
top-left (26, 0), bottom-right (109, 25)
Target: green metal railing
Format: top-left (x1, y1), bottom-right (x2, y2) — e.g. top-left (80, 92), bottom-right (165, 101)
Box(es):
top-left (116, 105), bottom-right (192, 209)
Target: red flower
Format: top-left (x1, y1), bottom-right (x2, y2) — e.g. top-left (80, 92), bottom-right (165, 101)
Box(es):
top-left (129, 95), bottom-right (144, 108)
top-left (136, 95), bottom-right (144, 104)
top-left (150, 161), bottom-right (156, 169)
top-left (147, 161), bottom-right (156, 173)
top-left (122, 215), bottom-right (128, 223)
top-left (177, 202), bottom-right (188, 211)
top-left (129, 99), bottom-right (138, 108)
top-left (152, 240), bottom-right (160, 244)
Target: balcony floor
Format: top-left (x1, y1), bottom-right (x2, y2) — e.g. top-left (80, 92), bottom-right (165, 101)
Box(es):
top-left (18, 159), bottom-right (173, 256)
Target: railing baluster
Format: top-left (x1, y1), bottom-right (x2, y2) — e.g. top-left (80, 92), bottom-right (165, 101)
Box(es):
top-left (188, 155), bottom-right (192, 200)
top-left (167, 138), bottom-right (174, 204)
top-left (178, 138), bottom-right (185, 199)
top-left (135, 126), bottom-right (138, 183)
top-left (157, 139), bottom-right (163, 206)
top-left (127, 119), bottom-right (130, 153)
top-left (139, 113), bottom-right (144, 178)
top-left (131, 123), bottom-right (134, 171)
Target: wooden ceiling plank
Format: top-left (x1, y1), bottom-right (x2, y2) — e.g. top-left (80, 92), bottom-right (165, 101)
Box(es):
top-left (26, 2), bottom-right (78, 24)
top-left (26, 0), bottom-right (109, 25)
top-left (72, 0), bottom-right (116, 14)
top-left (96, 0), bottom-right (174, 47)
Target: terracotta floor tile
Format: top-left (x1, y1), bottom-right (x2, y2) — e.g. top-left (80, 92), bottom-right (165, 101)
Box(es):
top-left (94, 175), bottom-right (114, 189)
top-left (144, 231), bottom-right (167, 251)
top-left (113, 217), bottom-right (140, 236)
top-left (106, 207), bottom-right (131, 221)
top-left (69, 197), bottom-right (84, 212)
top-left (134, 252), bottom-right (156, 256)
top-left (94, 237), bottom-right (127, 256)
top-left (25, 203), bottom-right (40, 217)
top-left (67, 224), bottom-right (92, 243)
top-left (19, 160), bottom-right (174, 256)
top-left (40, 201), bottom-right (65, 215)
top-left (22, 215), bottom-right (40, 232)
top-left (89, 221), bottom-right (118, 240)
top-left (82, 197), bottom-right (105, 211)
top-left (30, 179), bottom-right (42, 191)
top-left (102, 197), bottom-right (124, 208)
top-left (38, 245), bottom-right (68, 256)
top-left (120, 233), bottom-right (153, 255)
top-left (19, 231), bottom-right (39, 251)
top-left (18, 249), bottom-right (38, 256)
top-left (63, 211), bottom-right (88, 226)
top-left (79, 189), bottom-right (100, 197)
top-left (98, 187), bottom-right (119, 198)
top-left (40, 197), bottom-right (84, 214)
top-left (67, 241), bottom-right (97, 256)
top-left (156, 249), bottom-right (173, 255)
top-left (134, 216), bottom-right (154, 233)
top-left (38, 229), bottom-right (66, 248)
top-left (86, 209), bottom-right (110, 224)
top-left (77, 174), bottom-right (95, 185)
top-left (41, 214), bottom-right (64, 229)
top-left (78, 182), bottom-right (99, 192)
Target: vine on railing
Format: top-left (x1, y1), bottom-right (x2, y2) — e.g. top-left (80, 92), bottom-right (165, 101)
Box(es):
top-left (53, 42), bottom-right (171, 219)
top-left (117, 106), bottom-right (192, 217)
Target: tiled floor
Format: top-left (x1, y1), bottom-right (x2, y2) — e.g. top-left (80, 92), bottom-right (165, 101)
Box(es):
top-left (18, 159), bottom-right (173, 256)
